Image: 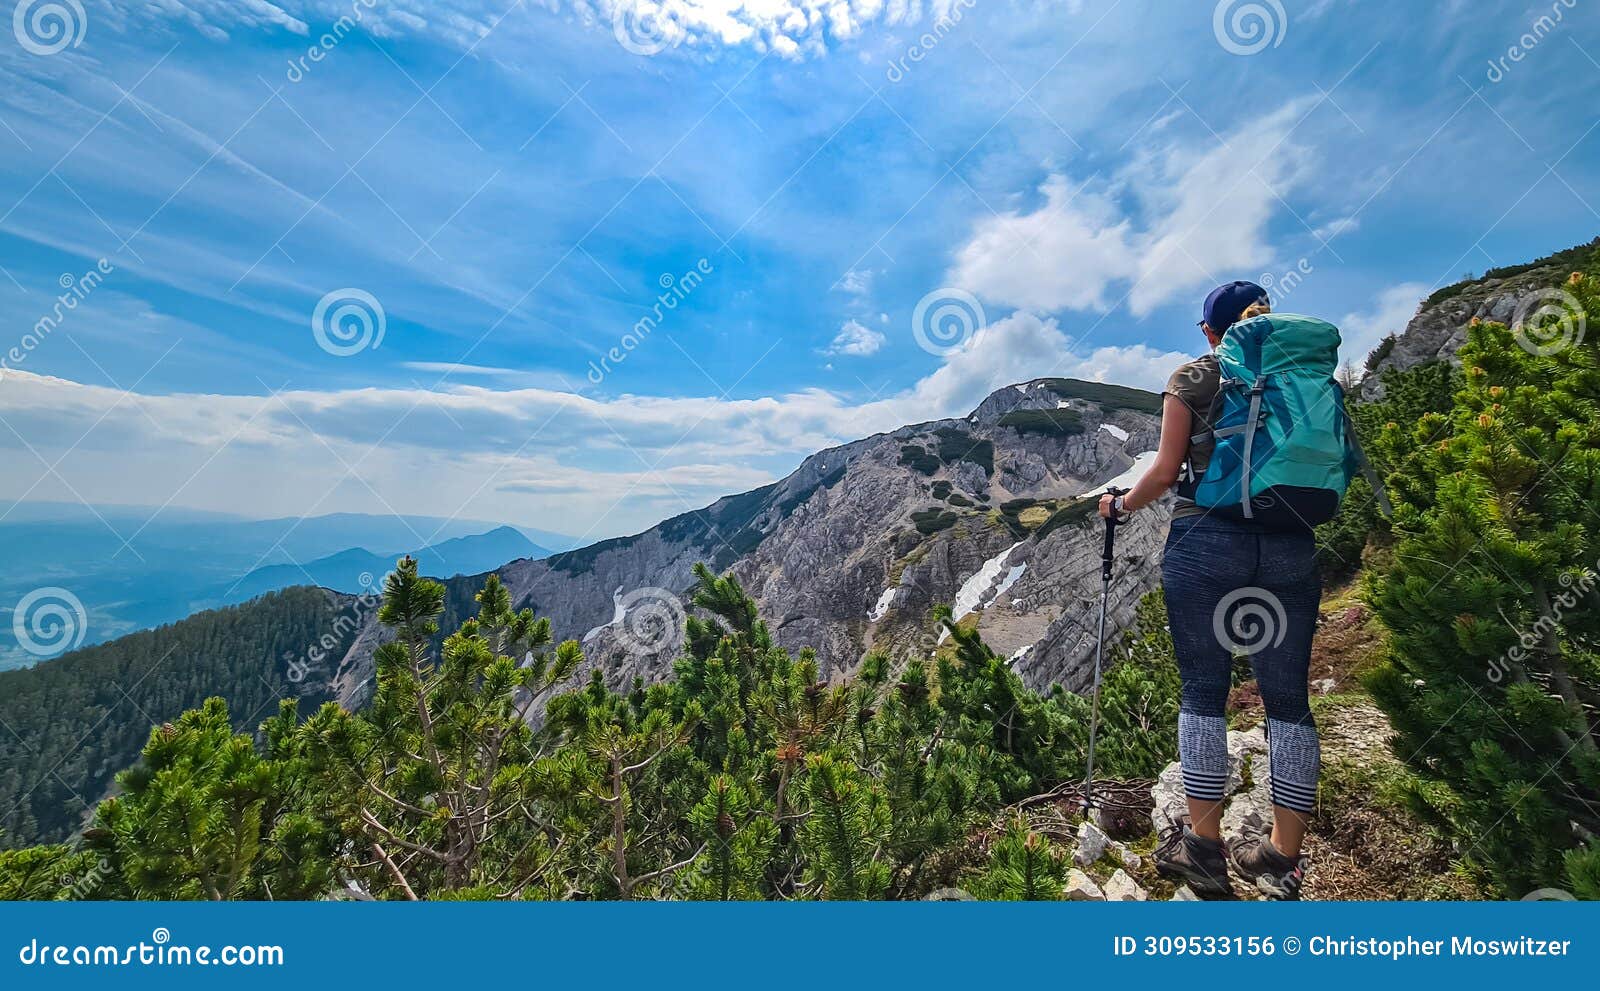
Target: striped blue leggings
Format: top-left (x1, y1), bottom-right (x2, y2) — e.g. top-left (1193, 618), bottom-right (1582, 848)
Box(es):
top-left (1161, 515), bottom-right (1322, 815)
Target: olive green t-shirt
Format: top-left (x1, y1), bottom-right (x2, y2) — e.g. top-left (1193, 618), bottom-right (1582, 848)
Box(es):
top-left (1164, 354), bottom-right (1221, 520)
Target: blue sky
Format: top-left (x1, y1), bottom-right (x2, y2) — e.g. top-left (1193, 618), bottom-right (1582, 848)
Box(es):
top-left (0, 0), bottom-right (1597, 541)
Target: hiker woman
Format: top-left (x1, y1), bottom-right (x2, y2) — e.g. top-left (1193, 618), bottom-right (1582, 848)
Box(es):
top-left (1098, 281), bottom-right (1320, 900)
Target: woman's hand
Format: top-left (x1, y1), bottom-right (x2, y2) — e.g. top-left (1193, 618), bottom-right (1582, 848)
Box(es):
top-left (1098, 493), bottom-right (1118, 520)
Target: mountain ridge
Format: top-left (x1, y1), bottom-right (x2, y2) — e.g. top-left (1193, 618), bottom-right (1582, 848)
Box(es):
top-left (327, 376), bottom-right (1169, 711)
top-left (221, 525), bottom-right (550, 604)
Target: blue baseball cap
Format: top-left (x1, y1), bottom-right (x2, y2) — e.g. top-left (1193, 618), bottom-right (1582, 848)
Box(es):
top-left (1200, 281), bottom-right (1270, 333)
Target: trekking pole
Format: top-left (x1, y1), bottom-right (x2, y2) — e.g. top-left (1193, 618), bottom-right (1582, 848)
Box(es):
top-left (1080, 485), bottom-right (1128, 816)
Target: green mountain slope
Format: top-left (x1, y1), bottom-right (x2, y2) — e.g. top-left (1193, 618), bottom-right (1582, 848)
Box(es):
top-left (0, 586), bottom-right (354, 847)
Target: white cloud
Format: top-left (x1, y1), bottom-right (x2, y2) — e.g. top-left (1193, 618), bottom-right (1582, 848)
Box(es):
top-left (835, 268), bottom-right (874, 296)
top-left (880, 311), bottom-right (1193, 420)
top-left (135, 1), bottom-right (983, 58)
top-left (1339, 282), bottom-right (1426, 370)
top-left (947, 175), bottom-right (1137, 313)
top-left (0, 321), bottom-right (1189, 534)
top-left (1313, 215), bottom-right (1359, 241)
top-left (823, 319), bottom-right (886, 356)
top-left (948, 101), bottom-right (1317, 319)
top-left (401, 362), bottom-right (524, 377)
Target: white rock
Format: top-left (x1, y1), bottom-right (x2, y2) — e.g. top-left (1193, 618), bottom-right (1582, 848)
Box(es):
top-left (1074, 820), bottom-right (1112, 866)
top-left (1063, 869), bottom-right (1104, 901)
top-left (1313, 678), bottom-right (1337, 695)
top-left (1116, 845), bottom-right (1144, 872)
top-left (1102, 869), bottom-right (1148, 901)
top-left (1170, 885), bottom-right (1201, 901)
top-left (1222, 753), bottom-right (1276, 839)
top-left (1227, 726), bottom-right (1269, 761)
top-left (1151, 761), bottom-right (1188, 835)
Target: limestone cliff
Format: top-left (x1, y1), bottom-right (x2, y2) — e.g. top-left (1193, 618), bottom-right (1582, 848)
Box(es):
top-left (331, 377), bottom-right (1172, 709)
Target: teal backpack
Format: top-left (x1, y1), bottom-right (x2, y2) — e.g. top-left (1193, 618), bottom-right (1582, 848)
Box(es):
top-left (1181, 313), bottom-right (1390, 530)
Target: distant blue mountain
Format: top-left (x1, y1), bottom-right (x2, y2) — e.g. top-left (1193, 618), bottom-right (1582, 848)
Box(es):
top-left (0, 506), bottom-right (576, 670)
top-left (221, 526), bottom-right (550, 602)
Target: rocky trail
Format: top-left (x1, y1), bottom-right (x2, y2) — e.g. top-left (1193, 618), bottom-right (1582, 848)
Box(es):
top-left (955, 591), bottom-right (1489, 902)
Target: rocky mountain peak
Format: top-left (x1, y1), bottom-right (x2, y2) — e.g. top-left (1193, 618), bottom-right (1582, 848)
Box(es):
top-left (329, 375), bottom-right (1173, 712)
top-left (1360, 236), bottom-right (1598, 398)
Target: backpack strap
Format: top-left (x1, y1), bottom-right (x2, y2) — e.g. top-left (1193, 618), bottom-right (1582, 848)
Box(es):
top-left (1238, 377), bottom-right (1268, 519)
top-left (1180, 378), bottom-right (1240, 493)
top-left (1342, 406), bottom-right (1394, 519)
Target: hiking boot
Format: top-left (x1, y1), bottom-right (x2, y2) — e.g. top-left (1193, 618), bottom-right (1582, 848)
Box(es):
top-left (1229, 831), bottom-right (1308, 901)
top-left (1154, 820), bottom-right (1233, 898)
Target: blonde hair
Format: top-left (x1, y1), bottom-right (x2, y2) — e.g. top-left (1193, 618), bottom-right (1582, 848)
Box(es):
top-left (1238, 300), bottom-right (1272, 321)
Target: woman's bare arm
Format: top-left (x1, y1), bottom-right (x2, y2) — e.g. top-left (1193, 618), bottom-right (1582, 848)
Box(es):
top-left (1099, 394), bottom-right (1191, 517)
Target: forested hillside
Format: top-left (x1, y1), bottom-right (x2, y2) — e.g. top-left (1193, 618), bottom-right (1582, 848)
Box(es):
top-left (0, 587), bottom-right (351, 847)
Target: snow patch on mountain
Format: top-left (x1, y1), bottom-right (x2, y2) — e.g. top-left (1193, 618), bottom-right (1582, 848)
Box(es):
top-left (868, 586), bottom-right (900, 622)
top-left (939, 542), bottom-right (1026, 643)
top-left (1091, 451), bottom-right (1158, 495)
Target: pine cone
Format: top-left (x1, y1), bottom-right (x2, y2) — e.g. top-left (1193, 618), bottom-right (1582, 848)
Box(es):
top-left (716, 811), bottom-right (735, 838)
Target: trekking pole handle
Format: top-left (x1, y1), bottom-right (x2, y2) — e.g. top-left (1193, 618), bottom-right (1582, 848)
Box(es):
top-left (1101, 486), bottom-right (1128, 582)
